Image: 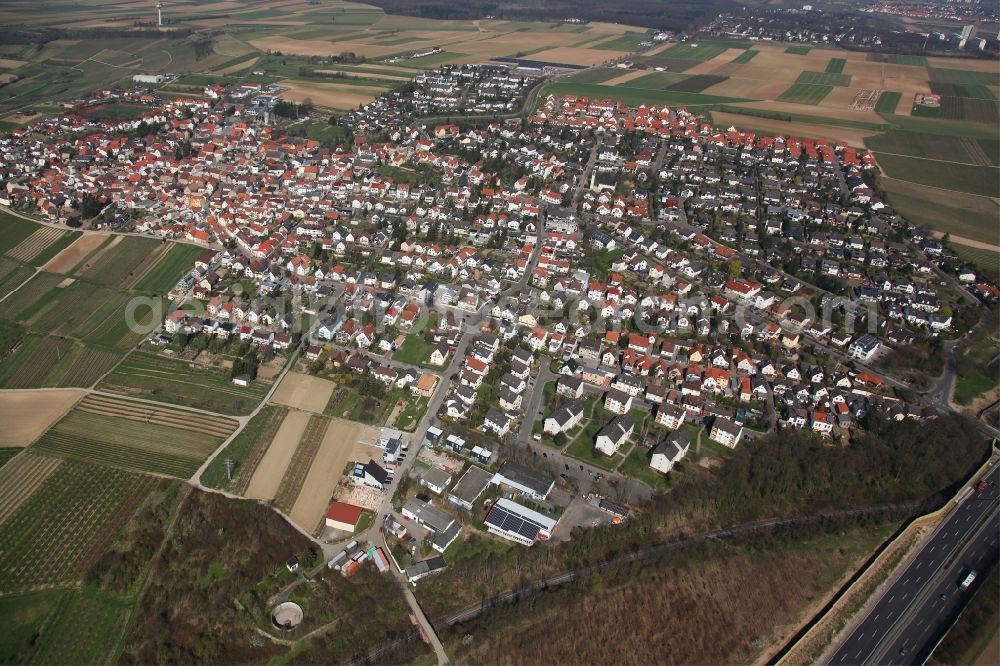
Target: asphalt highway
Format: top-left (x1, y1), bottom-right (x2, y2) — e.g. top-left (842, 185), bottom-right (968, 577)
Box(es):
top-left (828, 461), bottom-right (1000, 665)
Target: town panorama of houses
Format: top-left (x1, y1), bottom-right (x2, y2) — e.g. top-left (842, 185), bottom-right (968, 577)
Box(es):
top-left (2, 65), bottom-right (996, 509)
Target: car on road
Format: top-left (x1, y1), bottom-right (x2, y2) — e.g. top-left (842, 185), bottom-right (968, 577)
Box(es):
top-left (533, 434), bottom-right (541, 441)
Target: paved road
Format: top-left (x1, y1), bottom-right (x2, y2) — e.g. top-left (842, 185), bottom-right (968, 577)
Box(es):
top-left (352, 502), bottom-right (917, 665)
top-left (827, 460), bottom-right (1000, 665)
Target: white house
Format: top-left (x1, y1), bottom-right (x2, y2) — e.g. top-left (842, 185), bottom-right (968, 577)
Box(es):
top-left (604, 388), bottom-right (633, 415)
top-left (543, 399), bottom-right (585, 436)
top-left (709, 417), bottom-right (743, 448)
top-left (595, 414), bottom-right (635, 456)
top-left (649, 430), bottom-right (691, 474)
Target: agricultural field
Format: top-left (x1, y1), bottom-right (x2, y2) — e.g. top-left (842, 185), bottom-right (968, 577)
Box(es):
top-left (0, 589), bottom-right (67, 664)
top-left (273, 414), bottom-right (329, 513)
top-left (33, 396), bottom-right (233, 477)
top-left (289, 417), bottom-right (378, 533)
top-left (874, 152), bottom-right (998, 198)
top-left (0, 458), bottom-right (155, 593)
top-left (874, 91), bottom-right (902, 114)
top-left (825, 58), bottom-right (846, 74)
top-left (131, 242), bottom-right (202, 294)
top-left (564, 67), bottom-right (626, 84)
top-left (0, 212), bottom-right (44, 256)
top-left (76, 235), bottom-right (163, 288)
top-left (777, 82), bottom-right (833, 104)
top-left (0, 389), bottom-right (84, 447)
top-left (201, 405), bottom-right (288, 492)
top-left (731, 50), bottom-right (758, 64)
top-left (542, 81), bottom-right (749, 108)
top-left (244, 409), bottom-right (312, 501)
top-left (0, 335), bottom-right (122, 390)
top-left (271, 371), bottom-right (337, 414)
top-left (98, 351), bottom-right (270, 415)
top-left (21, 589), bottom-right (133, 666)
top-left (785, 45), bottom-right (813, 55)
top-left (796, 70), bottom-right (852, 87)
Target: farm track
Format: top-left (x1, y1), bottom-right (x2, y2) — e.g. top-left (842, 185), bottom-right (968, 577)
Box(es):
top-left (231, 406), bottom-right (289, 495)
top-left (0, 453), bottom-right (62, 525)
top-left (6, 227), bottom-right (63, 263)
top-left (77, 394), bottom-right (238, 438)
top-left (273, 414), bottom-right (328, 513)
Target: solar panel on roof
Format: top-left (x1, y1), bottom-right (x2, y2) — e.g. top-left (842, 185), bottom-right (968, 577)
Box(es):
top-left (486, 504), bottom-right (542, 541)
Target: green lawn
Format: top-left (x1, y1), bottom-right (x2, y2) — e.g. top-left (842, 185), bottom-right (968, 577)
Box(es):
top-left (619, 445), bottom-right (670, 491)
top-left (565, 435), bottom-right (622, 471)
top-left (394, 334), bottom-right (438, 366)
top-left (954, 336), bottom-right (999, 406)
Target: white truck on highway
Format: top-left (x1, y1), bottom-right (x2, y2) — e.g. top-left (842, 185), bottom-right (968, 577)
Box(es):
top-left (959, 570), bottom-right (977, 591)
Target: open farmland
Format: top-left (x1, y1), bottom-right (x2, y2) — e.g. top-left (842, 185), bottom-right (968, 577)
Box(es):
top-left (777, 82), bottom-right (833, 104)
top-left (542, 81), bottom-right (749, 108)
top-left (0, 459), bottom-right (156, 593)
top-left (33, 400), bottom-right (230, 477)
top-left (98, 351), bottom-right (269, 415)
top-left (5, 226), bottom-right (78, 266)
top-left (273, 414), bottom-right (329, 514)
top-left (290, 417), bottom-right (377, 533)
top-left (0, 212), bottom-right (42, 256)
top-left (23, 589), bottom-right (133, 666)
top-left (76, 394), bottom-right (237, 438)
top-left (0, 336), bottom-right (122, 389)
top-left (0, 452), bottom-right (62, 525)
top-left (0, 389), bottom-right (84, 447)
top-left (874, 152), bottom-right (998, 198)
top-left (201, 404), bottom-right (288, 492)
top-left (42, 233), bottom-right (109, 274)
top-left (76, 236), bottom-right (163, 288)
top-left (130, 243), bottom-right (201, 294)
top-left (271, 371), bottom-right (337, 414)
top-left (244, 409), bottom-right (312, 501)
